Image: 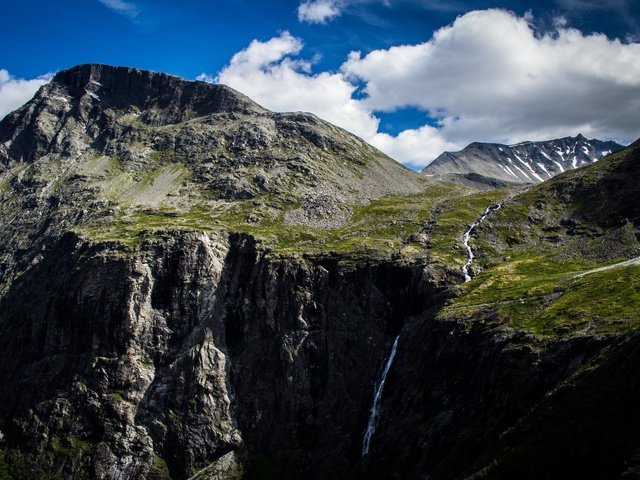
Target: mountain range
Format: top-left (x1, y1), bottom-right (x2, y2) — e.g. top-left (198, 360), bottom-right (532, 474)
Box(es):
top-left (0, 64), bottom-right (638, 480)
top-left (422, 135), bottom-right (624, 186)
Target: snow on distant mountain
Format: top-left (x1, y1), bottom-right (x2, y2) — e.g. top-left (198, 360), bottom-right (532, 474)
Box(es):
top-left (421, 134), bottom-right (624, 185)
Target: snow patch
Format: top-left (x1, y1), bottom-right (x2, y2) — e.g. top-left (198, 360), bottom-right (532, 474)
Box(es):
top-left (501, 165), bottom-right (518, 179)
top-left (537, 162), bottom-right (550, 176)
top-left (552, 160), bottom-right (565, 173)
top-left (514, 154), bottom-right (544, 182)
top-left (503, 165), bottom-right (518, 178)
top-left (539, 150), bottom-right (553, 161)
top-left (512, 164), bottom-right (532, 181)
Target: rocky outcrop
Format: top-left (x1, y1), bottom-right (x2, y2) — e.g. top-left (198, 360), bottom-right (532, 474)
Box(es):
top-left (0, 231), bottom-right (237, 478)
top-left (0, 64), bottom-right (426, 229)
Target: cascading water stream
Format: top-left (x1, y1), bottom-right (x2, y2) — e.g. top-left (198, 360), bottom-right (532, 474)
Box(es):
top-left (461, 203), bottom-right (502, 282)
top-left (362, 335), bottom-right (400, 456)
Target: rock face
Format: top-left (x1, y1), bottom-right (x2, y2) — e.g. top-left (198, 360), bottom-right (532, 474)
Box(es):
top-left (0, 64), bottom-right (439, 479)
top-left (1, 64), bottom-right (640, 480)
top-left (422, 135), bottom-right (624, 186)
top-left (0, 229), bottom-right (446, 479)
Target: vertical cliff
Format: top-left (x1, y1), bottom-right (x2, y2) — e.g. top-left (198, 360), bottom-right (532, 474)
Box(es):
top-left (0, 229), bottom-right (455, 479)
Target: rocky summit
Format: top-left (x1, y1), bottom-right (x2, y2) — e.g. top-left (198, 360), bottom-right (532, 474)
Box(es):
top-left (421, 135), bottom-right (624, 187)
top-left (0, 64), bottom-right (640, 480)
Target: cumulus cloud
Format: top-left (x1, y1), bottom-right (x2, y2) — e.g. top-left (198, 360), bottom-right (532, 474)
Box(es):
top-left (210, 10), bottom-right (640, 168)
top-left (96, 0), bottom-right (139, 19)
top-left (0, 69), bottom-right (52, 119)
top-left (215, 31), bottom-right (379, 140)
top-left (369, 126), bottom-right (460, 169)
top-left (342, 9), bottom-right (640, 148)
top-left (297, 0), bottom-right (343, 23)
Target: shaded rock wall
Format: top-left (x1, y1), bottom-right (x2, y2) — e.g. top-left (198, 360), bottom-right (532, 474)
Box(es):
top-left (0, 228), bottom-right (629, 480)
top-left (0, 231), bottom-right (446, 479)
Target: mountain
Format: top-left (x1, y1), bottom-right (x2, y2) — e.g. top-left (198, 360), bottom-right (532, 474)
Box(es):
top-left (0, 64), bottom-right (426, 230)
top-left (0, 64), bottom-right (640, 480)
top-left (421, 135), bottom-right (624, 186)
top-left (0, 63), bottom-right (459, 479)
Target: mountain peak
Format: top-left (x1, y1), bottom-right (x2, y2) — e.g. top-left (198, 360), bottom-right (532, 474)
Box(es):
top-left (422, 136), bottom-right (624, 186)
top-left (49, 63), bottom-right (266, 119)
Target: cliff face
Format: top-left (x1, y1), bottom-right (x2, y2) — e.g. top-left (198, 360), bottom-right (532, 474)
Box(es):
top-left (0, 229), bottom-right (453, 479)
top-left (2, 227), bottom-right (634, 480)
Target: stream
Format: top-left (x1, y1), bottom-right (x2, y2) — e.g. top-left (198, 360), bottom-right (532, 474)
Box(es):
top-left (461, 203), bottom-right (502, 282)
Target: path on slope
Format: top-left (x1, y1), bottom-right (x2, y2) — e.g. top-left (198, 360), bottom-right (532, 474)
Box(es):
top-left (572, 256), bottom-right (640, 279)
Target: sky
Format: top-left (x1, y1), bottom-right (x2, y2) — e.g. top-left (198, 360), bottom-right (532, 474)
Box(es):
top-left (1, 0), bottom-right (639, 169)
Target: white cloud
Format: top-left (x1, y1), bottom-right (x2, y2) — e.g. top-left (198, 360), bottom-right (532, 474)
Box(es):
top-left (196, 73), bottom-right (215, 83)
top-left (297, 0), bottom-right (343, 23)
top-left (215, 31), bottom-right (379, 140)
top-left (0, 69), bottom-right (52, 119)
top-left (209, 10), bottom-right (640, 168)
top-left (342, 9), bottom-right (640, 150)
top-left (369, 126), bottom-right (460, 170)
top-left (96, 0), bottom-right (139, 19)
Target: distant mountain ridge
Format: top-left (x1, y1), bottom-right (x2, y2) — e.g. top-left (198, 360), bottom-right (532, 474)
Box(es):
top-left (421, 134), bottom-right (624, 185)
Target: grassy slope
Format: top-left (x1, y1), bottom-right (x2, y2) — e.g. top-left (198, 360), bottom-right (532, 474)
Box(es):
top-left (81, 180), bottom-right (467, 256)
top-left (440, 140), bottom-right (640, 337)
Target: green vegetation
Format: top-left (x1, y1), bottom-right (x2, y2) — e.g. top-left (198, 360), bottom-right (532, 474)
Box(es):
top-left (437, 147), bottom-right (640, 337)
top-left (153, 455), bottom-right (172, 478)
top-left (428, 189), bottom-right (511, 265)
top-left (439, 143), bottom-right (640, 338)
top-left (110, 390), bottom-right (129, 403)
top-left (442, 252), bottom-right (640, 336)
top-left (50, 435), bottom-right (90, 456)
top-left (79, 181), bottom-right (474, 256)
top-left (0, 434), bottom-right (91, 480)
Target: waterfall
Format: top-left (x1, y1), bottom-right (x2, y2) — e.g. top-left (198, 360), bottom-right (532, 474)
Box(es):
top-left (362, 335), bottom-right (400, 456)
top-left (461, 203), bottom-right (502, 282)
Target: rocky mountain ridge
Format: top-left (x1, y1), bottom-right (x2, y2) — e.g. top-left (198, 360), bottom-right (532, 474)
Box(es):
top-left (421, 134), bottom-right (624, 186)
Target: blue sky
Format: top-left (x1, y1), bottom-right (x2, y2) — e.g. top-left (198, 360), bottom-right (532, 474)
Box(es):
top-left (2, 0), bottom-right (639, 168)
